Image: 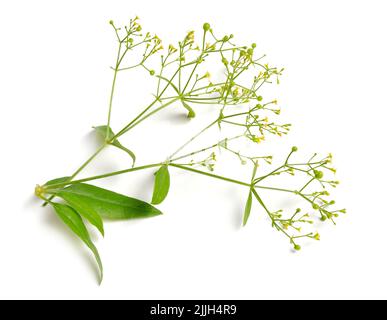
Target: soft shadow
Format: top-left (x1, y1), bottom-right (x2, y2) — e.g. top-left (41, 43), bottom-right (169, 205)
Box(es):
top-left (24, 193), bottom-right (39, 210)
top-left (158, 112), bottom-right (192, 125)
top-left (126, 171), bottom-right (154, 200)
top-left (223, 188), bottom-right (243, 230)
top-left (81, 128), bottom-right (100, 151)
top-left (231, 201), bottom-right (243, 230)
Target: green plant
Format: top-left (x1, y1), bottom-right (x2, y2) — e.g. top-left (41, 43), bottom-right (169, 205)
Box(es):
top-left (35, 17), bottom-right (345, 283)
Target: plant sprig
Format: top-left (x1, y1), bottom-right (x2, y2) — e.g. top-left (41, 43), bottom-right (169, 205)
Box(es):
top-left (36, 18), bottom-right (345, 283)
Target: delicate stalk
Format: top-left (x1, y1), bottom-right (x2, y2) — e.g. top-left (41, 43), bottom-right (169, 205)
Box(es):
top-left (45, 163), bottom-right (162, 189)
top-left (169, 163), bottom-right (250, 187)
top-left (168, 119), bottom-right (218, 160)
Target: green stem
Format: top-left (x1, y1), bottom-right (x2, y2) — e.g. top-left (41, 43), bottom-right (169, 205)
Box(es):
top-left (42, 144), bottom-right (107, 206)
top-left (299, 177), bottom-right (314, 193)
top-left (106, 44), bottom-right (122, 137)
top-left (114, 68), bottom-right (181, 139)
top-left (71, 144), bottom-right (107, 178)
top-left (169, 163), bottom-right (250, 187)
top-left (118, 97), bottom-right (180, 134)
top-left (168, 119), bottom-right (218, 160)
top-left (169, 135), bottom-right (243, 163)
top-left (45, 163), bottom-right (162, 189)
top-left (254, 185), bottom-right (295, 193)
top-left (251, 189), bottom-right (294, 243)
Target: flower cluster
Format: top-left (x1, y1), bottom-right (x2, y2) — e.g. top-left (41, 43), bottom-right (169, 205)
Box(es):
top-left (38, 18), bottom-right (345, 283)
top-left (106, 20), bottom-right (345, 250)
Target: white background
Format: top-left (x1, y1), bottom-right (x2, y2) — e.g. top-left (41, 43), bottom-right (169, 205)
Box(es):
top-left (1, 0), bottom-right (386, 299)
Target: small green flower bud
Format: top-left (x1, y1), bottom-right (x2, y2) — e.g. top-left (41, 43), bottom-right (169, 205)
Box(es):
top-left (292, 146), bottom-right (298, 152)
top-left (222, 35), bottom-right (229, 42)
top-left (34, 184), bottom-right (45, 198)
top-left (247, 48), bottom-right (253, 55)
top-left (109, 20), bottom-right (114, 25)
top-left (314, 233), bottom-right (320, 241)
top-left (229, 34), bottom-right (234, 39)
top-left (257, 96), bottom-right (263, 101)
top-left (149, 70), bottom-right (155, 76)
top-left (294, 244), bottom-right (301, 251)
top-left (203, 23), bottom-right (211, 32)
top-left (314, 170), bottom-right (324, 179)
top-left (312, 203), bottom-right (319, 210)
top-left (321, 215), bottom-right (327, 221)
top-left (252, 43), bottom-right (257, 48)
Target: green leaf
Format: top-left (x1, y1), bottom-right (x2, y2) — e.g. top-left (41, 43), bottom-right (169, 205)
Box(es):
top-left (57, 183), bottom-right (162, 221)
top-left (181, 101), bottom-right (196, 118)
top-left (56, 187), bottom-right (105, 237)
top-left (243, 190), bottom-right (253, 226)
top-left (151, 165), bottom-right (170, 205)
top-left (44, 176), bottom-right (71, 188)
top-left (94, 125), bottom-right (136, 166)
top-left (52, 202), bottom-right (103, 283)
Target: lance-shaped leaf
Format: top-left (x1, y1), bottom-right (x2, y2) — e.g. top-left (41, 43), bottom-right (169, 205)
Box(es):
top-left (94, 125), bottom-right (136, 166)
top-left (52, 202), bottom-right (103, 283)
top-left (56, 183), bottom-right (162, 221)
top-left (56, 187), bottom-right (105, 236)
top-left (151, 165), bottom-right (170, 205)
top-left (243, 190), bottom-right (253, 226)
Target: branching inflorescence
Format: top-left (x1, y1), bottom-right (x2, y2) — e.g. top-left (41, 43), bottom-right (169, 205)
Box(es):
top-left (35, 17), bottom-right (345, 283)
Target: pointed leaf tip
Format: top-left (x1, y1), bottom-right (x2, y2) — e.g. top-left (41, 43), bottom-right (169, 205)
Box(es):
top-left (181, 101), bottom-right (196, 118)
top-left (52, 202), bottom-right (103, 283)
top-left (243, 190), bottom-right (253, 226)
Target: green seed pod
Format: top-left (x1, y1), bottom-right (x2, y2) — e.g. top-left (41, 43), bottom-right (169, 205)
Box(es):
top-left (292, 146), bottom-right (298, 152)
top-left (314, 170), bottom-right (324, 179)
top-left (203, 23), bottom-right (211, 32)
top-left (294, 244), bottom-right (301, 251)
